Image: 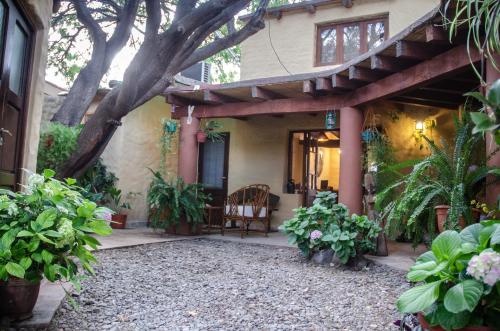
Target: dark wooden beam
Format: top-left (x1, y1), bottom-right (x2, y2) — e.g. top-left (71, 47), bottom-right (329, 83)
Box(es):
top-left (305, 4), bottom-right (315, 14)
top-left (403, 89), bottom-right (464, 104)
top-left (371, 55), bottom-right (410, 72)
top-left (332, 74), bottom-right (358, 90)
top-left (303, 80), bottom-right (316, 96)
top-left (396, 40), bottom-right (441, 60)
top-left (166, 94), bottom-right (197, 106)
top-left (419, 86), bottom-right (466, 95)
top-left (251, 86), bottom-right (283, 101)
top-left (349, 66), bottom-right (384, 82)
top-left (391, 97), bottom-right (459, 109)
top-left (315, 77), bottom-right (333, 92)
top-left (170, 45), bottom-right (479, 119)
top-left (425, 25), bottom-right (449, 43)
top-left (271, 114), bottom-right (284, 118)
top-left (203, 90), bottom-right (240, 105)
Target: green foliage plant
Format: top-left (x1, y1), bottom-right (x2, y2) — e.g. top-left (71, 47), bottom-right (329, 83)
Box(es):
top-left (106, 187), bottom-right (140, 213)
top-left (0, 170), bottom-right (112, 288)
top-left (377, 115), bottom-right (497, 243)
top-left (147, 170), bottom-right (209, 230)
top-left (279, 192), bottom-right (381, 264)
top-left (204, 120), bottom-right (224, 142)
top-left (397, 220), bottom-right (500, 330)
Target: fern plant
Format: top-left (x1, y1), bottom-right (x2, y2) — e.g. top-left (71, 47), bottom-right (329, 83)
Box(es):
top-left (377, 115), bottom-right (496, 243)
top-left (147, 170), bottom-right (209, 230)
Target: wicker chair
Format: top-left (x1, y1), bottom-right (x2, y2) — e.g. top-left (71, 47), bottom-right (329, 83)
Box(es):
top-left (223, 184), bottom-right (271, 238)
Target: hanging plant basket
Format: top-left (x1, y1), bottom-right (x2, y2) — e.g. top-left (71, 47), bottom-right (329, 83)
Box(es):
top-left (196, 131), bottom-right (207, 143)
top-left (362, 129), bottom-right (378, 142)
top-left (165, 121), bottom-right (177, 133)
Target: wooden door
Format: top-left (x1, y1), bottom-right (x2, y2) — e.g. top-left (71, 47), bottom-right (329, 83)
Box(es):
top-left (198, 133), bottom-right (230, 207)
top-left (0, 0), bottom-right (33, 190)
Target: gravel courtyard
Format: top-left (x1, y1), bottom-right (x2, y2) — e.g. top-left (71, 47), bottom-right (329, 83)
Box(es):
top-left (49, 239), bottom-right (408, 331)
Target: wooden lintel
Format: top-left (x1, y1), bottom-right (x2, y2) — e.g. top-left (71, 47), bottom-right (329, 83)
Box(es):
top-left (203, 90), bottom-right (238, 105)
top-left (332, 74), bottom-right (358, 90)
top-left (251, 86), bottom-right (282, 101)
top-left (425, 25), bottom-right (449, 43)
top-left (170, 45), bottom-right (479, 119)
top-left (303, 80), bottom-right (316, 96)
top-left (396, 40), bottom-right (440, 60)
top-left (315, 77), bottom-right (333, 91)
top-left (371, 55), bottom-right (409, 72)
top-left (349, 66), bottom-right (383, 82)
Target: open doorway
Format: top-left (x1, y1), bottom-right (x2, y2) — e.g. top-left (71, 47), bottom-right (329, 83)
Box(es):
top-left (288, 130), bottom-right (340, 206)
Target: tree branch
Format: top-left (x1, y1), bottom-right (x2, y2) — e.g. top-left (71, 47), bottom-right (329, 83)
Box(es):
top-left (145, 0), bottom-right (161, 40)
top-left (72, 0), bottom-right (106, 43)
top-left (180, 0), bottom-right (269, 71)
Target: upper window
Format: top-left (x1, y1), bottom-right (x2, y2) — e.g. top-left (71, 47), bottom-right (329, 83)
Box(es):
top-left (316, 17), bottom-right (387, 66)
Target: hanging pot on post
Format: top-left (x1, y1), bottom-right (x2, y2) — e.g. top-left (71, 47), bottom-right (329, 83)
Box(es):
top-left (196, 131), bottom-right (207, 143)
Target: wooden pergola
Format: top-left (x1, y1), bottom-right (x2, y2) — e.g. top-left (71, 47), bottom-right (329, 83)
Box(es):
top-left (164, 7), bottom-right (498, 214)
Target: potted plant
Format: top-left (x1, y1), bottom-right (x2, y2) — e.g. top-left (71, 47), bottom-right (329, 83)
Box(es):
top-left (280, 191), bottom-right (381, 269)
top-left (197, 120), bottom-right (223, 143)
top-left (397, 220), bottom-right (499, 330)
top-left (0, 170), bottom-right (113, 320)
top-left (106, 187), bottom-right (140, 229)
top-left (377, 115), bottom-right (497, 243)
top-left (147, 170), bottom-right (209, 235)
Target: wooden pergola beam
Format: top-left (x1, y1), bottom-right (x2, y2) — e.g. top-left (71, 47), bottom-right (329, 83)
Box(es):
top-left (315, 77), bottom-right (333, 92)
top-left (166, 94), bottom-right (196, 107)
top-left (303, 80), bottom-right (316, 96)
top-left (396, 40), bottom-right (440, 60)
top-left (349, 66), bottom-right (384, 82)
top-left (203, 90), bottom-right (239, 105)
top-left (171, 45), bottom-right (479, 119)
top-left (251, 86), bottom-right (283, 101)
top-left (332, 74), bottom-right (358, 90)
top-left (371, 55), bottom-right (409, 72)
top-left (425, 25), bottom-right (449, 43)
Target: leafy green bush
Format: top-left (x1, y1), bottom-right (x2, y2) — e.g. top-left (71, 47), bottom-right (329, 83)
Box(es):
top-left (280, 192), bottom-right (381, 264)
top-left (397, 220), bottom-right (500, 330)
top-left (37, 123), bottom-right (80, 174)
top-left (0, 170), bottom-right (112, 286)
top-left (147, 170), bottom-right (209, 229)
top-left (78, 159), bottom-right (117, 203)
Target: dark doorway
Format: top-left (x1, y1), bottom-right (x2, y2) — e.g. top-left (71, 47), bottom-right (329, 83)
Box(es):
top-left (0, 0), bottom-right (34, 190)
top-left (198, 133), bottom-right (230, 208)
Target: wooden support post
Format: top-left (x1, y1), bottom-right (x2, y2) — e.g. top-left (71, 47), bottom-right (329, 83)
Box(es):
top-left (178, 116), bottom-right (199, 184)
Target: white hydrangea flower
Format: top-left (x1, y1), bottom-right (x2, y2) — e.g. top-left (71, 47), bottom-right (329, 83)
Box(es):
top-left (467, 250), bottom-right (500, 286)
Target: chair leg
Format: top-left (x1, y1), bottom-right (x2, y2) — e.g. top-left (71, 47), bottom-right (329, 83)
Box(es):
top-left (240, 219), bottom-right (245, 239)
top-left (221, 218), bottom-right (225, 236)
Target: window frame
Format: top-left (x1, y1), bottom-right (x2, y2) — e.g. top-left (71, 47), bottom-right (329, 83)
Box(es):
top-left (315, 16), bottom-right (389, 67)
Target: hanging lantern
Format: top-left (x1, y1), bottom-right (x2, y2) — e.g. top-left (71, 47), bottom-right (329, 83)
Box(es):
top-left (325, 111), bottom-right (336, 129)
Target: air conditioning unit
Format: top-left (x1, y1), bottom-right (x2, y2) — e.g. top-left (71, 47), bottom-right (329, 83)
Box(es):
top-left (180, 61), bottom-right (211, 83)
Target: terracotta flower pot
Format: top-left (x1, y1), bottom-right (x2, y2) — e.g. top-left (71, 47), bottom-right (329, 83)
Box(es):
top-left (111, 214), bottom-right (127, 229)
top-left (418, 312), bottom-right (494, 331)
top-left (196, 131), bottom-right (207, 143)
top-left (0, 278), bottom-right (40, 320)
top-left (434, 205), bottom-right (465, 233)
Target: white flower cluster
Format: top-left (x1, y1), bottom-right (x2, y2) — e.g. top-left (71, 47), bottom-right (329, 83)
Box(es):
top-left (467, 250), bottom-right (500, 286)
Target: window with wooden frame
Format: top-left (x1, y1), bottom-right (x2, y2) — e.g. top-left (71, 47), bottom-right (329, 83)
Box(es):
top-left (316, 17), bottom-right (388, 66)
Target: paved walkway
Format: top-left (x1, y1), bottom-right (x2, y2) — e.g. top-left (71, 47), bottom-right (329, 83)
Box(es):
top-left (14, 228), bottom-right (424, 329)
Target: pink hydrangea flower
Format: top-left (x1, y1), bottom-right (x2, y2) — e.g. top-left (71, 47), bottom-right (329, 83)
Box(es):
top-left (467, 250), bottom-right (500, 286)
top-left (310, 230), bottom-right (322, 240)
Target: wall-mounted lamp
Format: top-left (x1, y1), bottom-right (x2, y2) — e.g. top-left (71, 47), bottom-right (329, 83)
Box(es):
top-left (415, 121), bottom-right (424, 132)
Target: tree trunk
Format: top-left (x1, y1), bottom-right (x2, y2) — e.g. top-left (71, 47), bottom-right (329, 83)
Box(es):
top-left (51, 63), bottom-right (104, 126)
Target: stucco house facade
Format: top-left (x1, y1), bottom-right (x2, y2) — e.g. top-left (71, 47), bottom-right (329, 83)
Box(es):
top-left (0, 0), bottom-right (53, 190)
top-left (165, 0), bottom-right (499, 230)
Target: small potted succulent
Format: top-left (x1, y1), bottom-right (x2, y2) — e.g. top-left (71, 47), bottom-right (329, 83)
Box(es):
top-left (106, 187), bottom-right (140, 229)
top-left (0, 170), bottom-right (113, 320)
top-left (397, 220), bottom-right (499, 330)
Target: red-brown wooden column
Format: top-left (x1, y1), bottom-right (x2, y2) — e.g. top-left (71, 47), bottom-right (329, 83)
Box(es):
top-left (338, 107), bottom-right (364, 214)
top-left (178, 116), bottom-right (199, 184)
top-left (486, 55), bottom-right (500, 207)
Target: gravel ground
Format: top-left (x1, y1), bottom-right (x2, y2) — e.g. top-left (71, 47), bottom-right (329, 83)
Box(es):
top-left (48, 239), bottom-right (409, 331)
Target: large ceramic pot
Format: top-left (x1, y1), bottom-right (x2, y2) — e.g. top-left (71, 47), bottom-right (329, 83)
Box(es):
top-left (175, 217), bottom-right (202, 236)
top-left (418, 313), bottom-right (494, 331)
top-left (111, 214), bottom-right (127, 229)
top-left (0, 278), bottom-right (40, 320)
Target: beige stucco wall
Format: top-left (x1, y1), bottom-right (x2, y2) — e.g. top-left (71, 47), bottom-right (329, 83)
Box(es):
top-left (100, 97), bottom-right (175, 224)
top-left (240, 0), bottom-right (440, 80)
top-left (209, 103), bottom-right (457, 229)
top-left (20, 0), bottom-right (53, 184)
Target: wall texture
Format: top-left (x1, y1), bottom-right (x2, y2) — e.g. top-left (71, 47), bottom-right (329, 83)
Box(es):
top-left (240, 0), bottom-right (440, 80)
top-left (20, 0), bottom-right (53, 184)
top-left (100, 97), bottom-right (175, 226)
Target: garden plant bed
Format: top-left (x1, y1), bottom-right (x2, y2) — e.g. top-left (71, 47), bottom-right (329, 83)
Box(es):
top-left (49, 239), bottom-right (408, 330)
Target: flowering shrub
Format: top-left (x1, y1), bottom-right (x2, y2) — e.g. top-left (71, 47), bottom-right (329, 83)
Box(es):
top-left (397, 220), bottom-right (500, 330)
top-left (0, 170), bottom-right (112, 287)
top-left (279, 192), bottom-right (381, 264)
